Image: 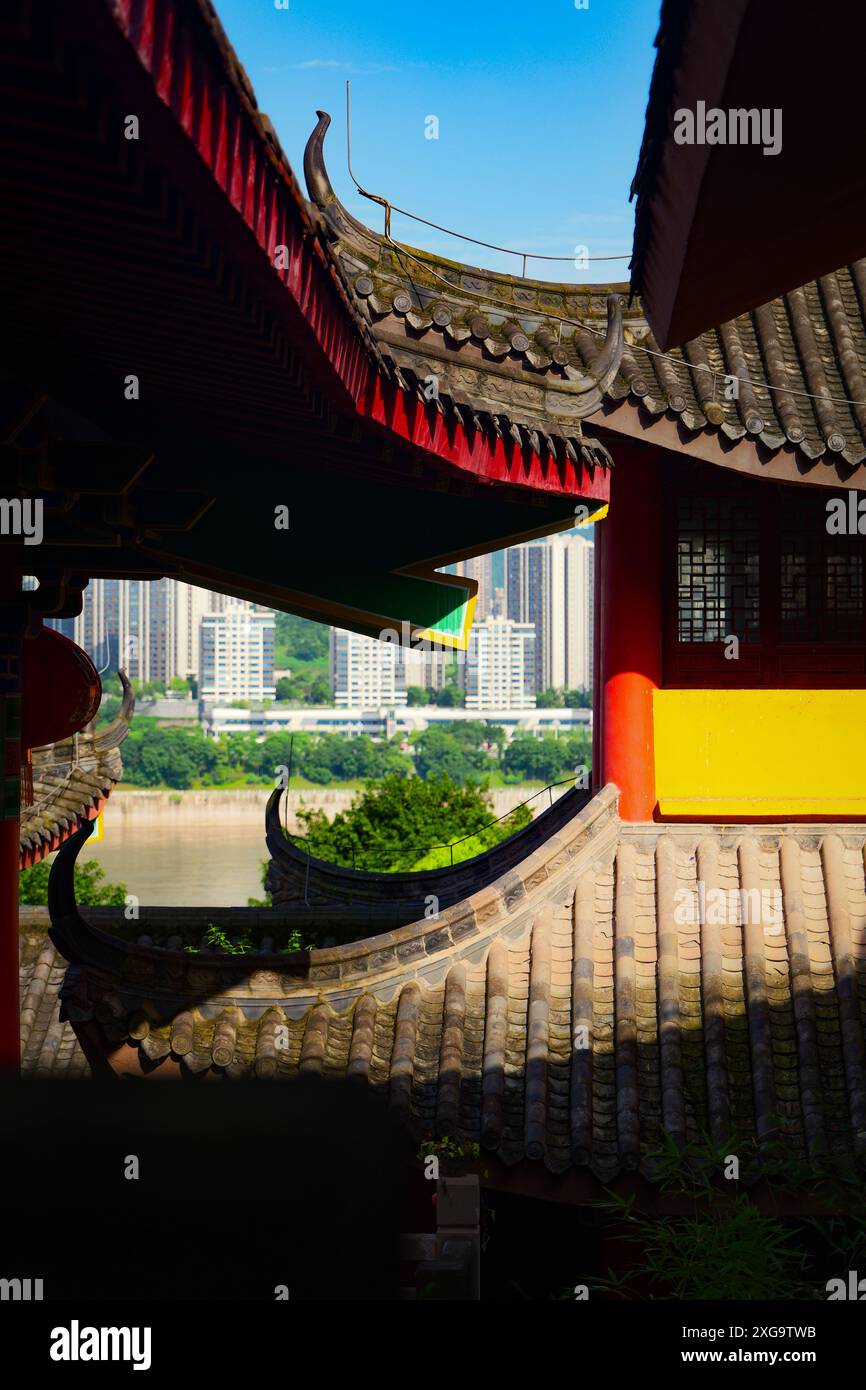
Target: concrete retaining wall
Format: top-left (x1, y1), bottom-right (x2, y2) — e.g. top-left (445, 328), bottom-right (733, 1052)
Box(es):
top-left (106, 786), bottom-right (553, 828)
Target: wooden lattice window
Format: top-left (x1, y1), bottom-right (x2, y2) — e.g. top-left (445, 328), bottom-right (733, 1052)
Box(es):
top-left (677, 496), bottom-right (761, 642)
top-left (779, 492), bottom-right (864, 643)
top-left (665, 464), bottom-right (866, 687)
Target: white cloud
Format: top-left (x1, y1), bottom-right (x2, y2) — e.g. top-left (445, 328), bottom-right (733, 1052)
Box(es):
top-left (276, 58), bottom-right (401, 73)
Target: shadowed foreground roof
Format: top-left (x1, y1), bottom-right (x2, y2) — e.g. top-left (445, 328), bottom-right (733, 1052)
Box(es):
top-left (19, 933), bottom-right (89, 1077)
top-left (43, 788), bottom-right (866, 1182)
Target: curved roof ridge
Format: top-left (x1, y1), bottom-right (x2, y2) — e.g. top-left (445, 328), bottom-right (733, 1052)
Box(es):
top-left (38, 811), bottom-right (866, 1182)
top-left (48, 784), bottom-right (621, 1008)
top-left (304, 110), bottom-right (866, 482)
top-left (19, 674), bottom-right (134, 869)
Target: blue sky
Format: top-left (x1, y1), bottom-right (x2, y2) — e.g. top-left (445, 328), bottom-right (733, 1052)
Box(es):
top-left (216, 0), bottom-right (660, 284)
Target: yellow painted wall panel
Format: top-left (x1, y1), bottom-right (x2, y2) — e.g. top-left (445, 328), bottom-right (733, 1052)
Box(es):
top-left (653, 689), bottom-right (866, 817)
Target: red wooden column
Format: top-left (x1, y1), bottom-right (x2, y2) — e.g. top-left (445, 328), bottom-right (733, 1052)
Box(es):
top-left (596, 444), bottom-right (663, 821)
top-left (0, 558), bottom-right (23, 1070)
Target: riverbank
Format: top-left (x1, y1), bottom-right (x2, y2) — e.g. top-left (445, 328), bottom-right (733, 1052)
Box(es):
top-left (105, 785), bottom-right (553, 830)
top-left (65, 786), bottom-right (571, 907)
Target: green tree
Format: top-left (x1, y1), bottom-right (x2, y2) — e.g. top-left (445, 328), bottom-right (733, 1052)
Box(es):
top-left (563, 731), bottom-right (592, 768)
top-left (95, 670), bottom-right (125, 727)
top-left (535, 687), bottom-right (592, 709)
top-left (307, 674), bottom-right (332, 704)
top-left (273, 612), bottom-right (329, 667)
top-left (19, 857), bottom-right (127, 906)
top-left (134, 679), bottom-right (167, 700)
top-left (433, 657), bottom-right (463, 707)
top-left (108, 719), bottom-right (569, 792)
top-left (435, 686), bottom-right (460, 707)
top-left (293, 773), bottom-right (531, 871)
top-left (412, 727), bottom-right (492, 782)
top-left (502, 734), bottom-right (570, 783)
top-left (276, 669), bottom-right (333, 705)
top-left (433, 720), bottom-right (492, 747)
top-left (121, 722), bottom-right (214, 788)
top-left (96, 694), bottom-right (123, 728)
top-left (295, 732), bottom-right (410, 783)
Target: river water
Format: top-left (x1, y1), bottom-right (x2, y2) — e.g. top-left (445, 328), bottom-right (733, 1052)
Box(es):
top-left (83, 819), bottom-right (269, 906)
top-left (77, 786), bottom-right (554, 907)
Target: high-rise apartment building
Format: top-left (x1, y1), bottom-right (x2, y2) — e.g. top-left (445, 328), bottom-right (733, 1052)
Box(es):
top-left (48, 576), bottom-right (179, 682)
top-left (330, 627), bottom-right (407, 707)
top-left (461, 616), bottom-right (536, 709)
top-left (450, 553), bottom-right (495, 619)
top-left (199, 603), bottom-right (275, 702)
top-left (505, 534), bottom-right (594, 693)
top-left (398, 643), bottom-right (454, 695)
top-left (505, 541), bottom-right (550, 691)
top-left (548, 534), bottom-right (594, 692)
top-left (174, 582), bottom-right (212, 683)
top-left (50, 579), bottom-right (275, 697)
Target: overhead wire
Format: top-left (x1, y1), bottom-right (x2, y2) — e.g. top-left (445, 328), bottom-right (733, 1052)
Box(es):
top-left (344, 82), bottom-right (866, 415)
top-left (345, 81), bottom-right (629, 268)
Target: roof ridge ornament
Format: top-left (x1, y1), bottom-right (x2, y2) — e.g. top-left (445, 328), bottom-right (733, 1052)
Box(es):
top-left (303, 112), bottom-right (625, 418)
top-left (303, 110), bottom-right (335, 210)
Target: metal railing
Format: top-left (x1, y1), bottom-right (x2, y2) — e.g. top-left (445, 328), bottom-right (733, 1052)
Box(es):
top-left (345, 83), bottom-right (629, 279)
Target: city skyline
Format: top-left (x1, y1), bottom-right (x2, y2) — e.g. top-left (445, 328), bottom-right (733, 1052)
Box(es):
top-left (48, 579), bottom-right (277, 702)
top-left (43, 528), bottom-right (594, 710)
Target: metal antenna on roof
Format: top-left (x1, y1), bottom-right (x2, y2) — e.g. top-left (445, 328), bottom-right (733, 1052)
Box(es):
top-left (346, 81), bottom-right (392, 238)
top-left (343, 80), bottom-right (628, 268)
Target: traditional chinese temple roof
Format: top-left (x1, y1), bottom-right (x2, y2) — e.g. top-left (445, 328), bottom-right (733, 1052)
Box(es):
top-left (629, 0), bottom-right (866, 348)
top-left (44, 789), bottom-right (866, 1181)
top-left (264, 781), bottom-right (591, 918)
top-left (599, 263), bottom-right (866, 479)
top-left (306, 119), bottom-right (866, 485)
top-left (8, 0), bottom-right (866, 668)
top-left (2, 0), bottom-right (613, 652)
top-left (19, 674), bottom-right (134, 870)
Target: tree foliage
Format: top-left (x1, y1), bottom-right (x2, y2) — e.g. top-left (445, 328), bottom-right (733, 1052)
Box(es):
top-left (121, 720), bottom-right (226, 788)
top-left (19, 857), bottom-right (127, 906)
top-left (275, 669), bottom-right (332, 705)
top-left (535, 687), bottom-right (592, 709)
top-left (293, 773), bottom-right (531, 871)
top-left (113, 717), bottom-right (590, 790)
top-left (274, 612), bottom-right (329, 664)
top-left (501, 731), bottom-right (591, 783)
